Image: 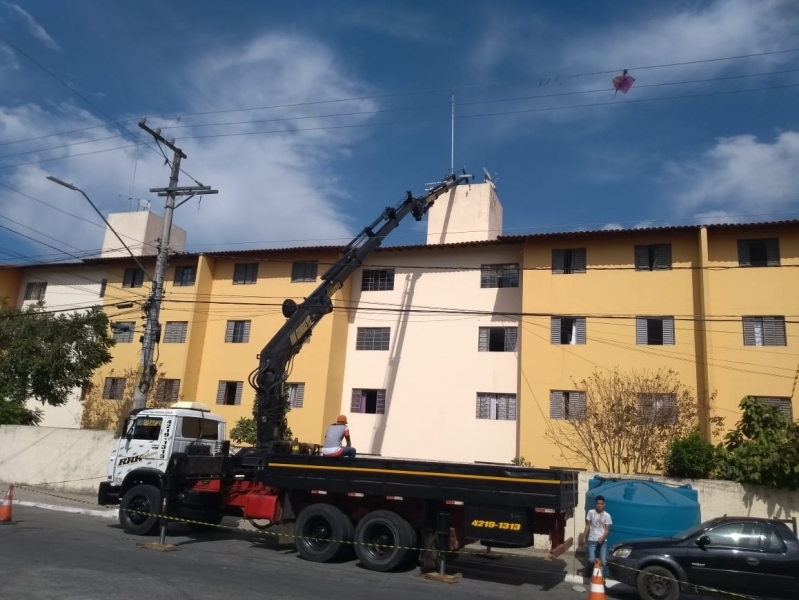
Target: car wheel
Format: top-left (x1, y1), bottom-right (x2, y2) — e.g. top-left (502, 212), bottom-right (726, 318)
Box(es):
top-left (636, 565), bottom-right (680, 600)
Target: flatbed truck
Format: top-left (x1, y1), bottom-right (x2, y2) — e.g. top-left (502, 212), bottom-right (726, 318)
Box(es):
top-left (99, 171), bottom-right (579, 573)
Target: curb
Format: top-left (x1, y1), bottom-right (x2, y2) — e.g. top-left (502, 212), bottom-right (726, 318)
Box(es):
top-left (14, 500), bottom-right (118, 519)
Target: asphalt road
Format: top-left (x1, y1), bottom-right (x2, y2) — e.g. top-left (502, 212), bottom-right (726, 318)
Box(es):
top-left (0, 506), bottom-right (650, 600)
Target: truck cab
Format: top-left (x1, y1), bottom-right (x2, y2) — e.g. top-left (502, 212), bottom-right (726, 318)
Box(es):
top-left (98, 402), bottom-right (226, 508)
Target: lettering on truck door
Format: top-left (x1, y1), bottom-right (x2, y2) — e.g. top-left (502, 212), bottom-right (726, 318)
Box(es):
top-left (112, 416), bottom-right (165, 484)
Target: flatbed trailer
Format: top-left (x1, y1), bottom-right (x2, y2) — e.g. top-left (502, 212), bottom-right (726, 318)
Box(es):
top-left (146, 448), bottom-right (579, 572)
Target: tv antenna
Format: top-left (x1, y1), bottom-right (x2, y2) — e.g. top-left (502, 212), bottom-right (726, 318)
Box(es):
top-left (483, 167), bottom-right (498, 189)
top-left (450, 94), bottom-right (455, 175)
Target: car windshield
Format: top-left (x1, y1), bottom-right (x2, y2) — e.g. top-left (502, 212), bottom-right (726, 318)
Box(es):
top-left (670, 520), bottom-right (716, 539)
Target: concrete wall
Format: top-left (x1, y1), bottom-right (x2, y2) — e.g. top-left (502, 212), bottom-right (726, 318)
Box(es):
top-left (426, 182), bottom-right (503, 244)
top-left (339, 244), bottom-right (524, 463)
top-left (101, 211), bottom-right (187, 257)
top-left (0, 425), bottom-right (116, 493)
top-left (535, 471), bottom-right (799, 551)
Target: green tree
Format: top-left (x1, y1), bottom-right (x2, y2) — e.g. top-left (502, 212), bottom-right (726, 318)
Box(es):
top-left (665, 428), bottom-right (720, 479)
top-left (230, 385), bottom-right (293, 446)
top-left (716, 397), bottom-right (799, 489)
top-left (0, 301), bottom-right (115, 425)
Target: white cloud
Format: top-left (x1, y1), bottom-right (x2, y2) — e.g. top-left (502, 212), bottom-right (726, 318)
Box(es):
top-left (339, 6), bottom-right (444, 43)
top-left (665, 131), bottom-right (799, 217)
top-left (601, 222), bottom-right (623, 230)
top-left (1, 2), bottom-right (60, 51)
top-left (0, 33), bottom-right (380, 257)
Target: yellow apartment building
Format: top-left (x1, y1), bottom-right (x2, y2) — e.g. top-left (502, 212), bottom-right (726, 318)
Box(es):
top-left (0, 187), bottom-right (796, 471)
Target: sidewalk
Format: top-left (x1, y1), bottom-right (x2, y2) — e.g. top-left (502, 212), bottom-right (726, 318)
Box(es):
top-left (3, 481), bottom-right (117, 518)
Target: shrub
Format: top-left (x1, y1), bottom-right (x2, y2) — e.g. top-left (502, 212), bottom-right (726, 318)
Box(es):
top-left (664, 429), bottom-right (718, 479)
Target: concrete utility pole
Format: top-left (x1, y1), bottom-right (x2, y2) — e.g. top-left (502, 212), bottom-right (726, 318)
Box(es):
top-left (130, 119), bottom-right (218, 412)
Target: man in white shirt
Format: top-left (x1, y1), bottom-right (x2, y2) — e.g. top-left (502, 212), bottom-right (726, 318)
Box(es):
top-left (583, 495), bottom-right (612, 578)
top-left (321, 415), bottom-right (356, 458)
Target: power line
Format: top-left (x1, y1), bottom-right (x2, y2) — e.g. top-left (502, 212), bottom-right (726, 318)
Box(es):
top-left (5, 66), bottom-right (798, 161)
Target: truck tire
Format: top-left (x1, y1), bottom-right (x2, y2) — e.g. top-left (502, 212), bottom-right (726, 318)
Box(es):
top-left (636, 565), bottom-right (680, 600)
top-left (353, 510), bottom-right (417, 572)
top-left (294, 503), bottom-right (354, 563)
top-left (119, 484), bottom-right (161, 536)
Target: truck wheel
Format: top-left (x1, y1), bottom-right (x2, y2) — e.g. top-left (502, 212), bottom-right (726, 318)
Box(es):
top-left (636, 565), bottom-right (680, 600)
top-left (294, 504), bottom-right (354, 563)
top-left (119, 484), bottom-right (161, 536)
top-left (353, 510), bottom-right (417, 572)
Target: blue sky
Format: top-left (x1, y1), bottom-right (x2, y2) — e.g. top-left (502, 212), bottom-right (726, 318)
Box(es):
top-left (1, 0), bottom-right (799, 261)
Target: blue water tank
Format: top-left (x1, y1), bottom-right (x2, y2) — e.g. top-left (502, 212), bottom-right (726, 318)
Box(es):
top-left (585, 476), bottom-right (701, 548)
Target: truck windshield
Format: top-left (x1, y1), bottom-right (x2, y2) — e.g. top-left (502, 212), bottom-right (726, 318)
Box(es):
top-left (130, 417), bottom-right (163, 441)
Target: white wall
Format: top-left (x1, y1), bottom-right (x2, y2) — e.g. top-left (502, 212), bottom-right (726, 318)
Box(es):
top-left (18, 266), bottom-right (109, 428)
top-left (339, 245), bottom-right (524, 464)
top-left (426, 182), bottom-right (503, 244)
top-left (101, 211), bottom-right (187, 258)
top-left (535, 471), bottom-right (799, 551)
top-left (0, 425), bottom-right (115, 493)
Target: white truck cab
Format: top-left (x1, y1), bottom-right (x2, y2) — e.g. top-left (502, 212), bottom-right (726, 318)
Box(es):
top-left (99, 402), bottom-right (227, 508)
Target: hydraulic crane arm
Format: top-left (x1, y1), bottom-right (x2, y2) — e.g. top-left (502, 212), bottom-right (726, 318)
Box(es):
top-left (251, 171), bottom-right (473, 448)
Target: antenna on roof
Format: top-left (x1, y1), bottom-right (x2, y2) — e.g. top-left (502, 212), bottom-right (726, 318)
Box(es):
top-left (483, 167), bottom-right (497, 189)
top-left (450, 94), bottom-right (455, 176)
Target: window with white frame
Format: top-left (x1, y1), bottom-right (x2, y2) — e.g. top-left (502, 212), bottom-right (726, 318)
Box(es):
top-left (552, 249), bottom-right (586, 274)
top-left (549, 391), bottom-right (586, 421)
top-left (637, 393), bottom-right (678, 424)
top-left (480, 264), bottom-right (520, 288)
top-left (355, 327), bottom-right (390, 350)
top-left (636, 317), bottom-right (675, 345)
top-left (478, 326), bottom-right (518, 352)
top-left (350, 388), bottom-right (386, 414)
top-left (742, 317), bottom-right (786, 347)
top-left (287, 383), bottom-right (305, 408)
top-left (476, 393), bottom-right (517, 421)
top-left (752, 396), bottom-right (793, 420)
top-left (551, 317), bottom-right (586, 345)
top-left (216, 381), bottom-right (243, 406)
top-left (362, 268), bottom-right (395, 291)
top-left (163, 321), bottom-right (188, 344)
top-left (24, 282), bottom-right (47, 301)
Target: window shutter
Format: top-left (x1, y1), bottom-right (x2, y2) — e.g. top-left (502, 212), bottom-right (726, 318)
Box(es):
top-left (350, 389), bottom-right (363, 413)
top-left (636, 318), bottom-right (648, 345)
top-left (572, 249), bottom-right (587, 273)
top-left (654, 244), bottom-right (672, 270)
top-left (293, 384), bottom-right (305, 408)
top-left (570, 392), bottom-right (587, 421)
top-left (243, 321), bottom-right (251, 343)
top-left (123, 269), bottom-right (132, 287)
top-left (737, 240), bottom-right (750, 267)
top-left (478, 327), bottom-right (489, 352)
top-left (102, 378), bottom-right (113, 399)
top-left (552, 250), bottom-right (565, 274)
top-left (476, 394), bottom-right (491, 419)
top-left (505, 395), bottom-right (517, 420)
top-left (742, 318), bottom-right (756, 346)
top-left (576, 318), bottom-right (586, 344)
top-left (634, 245), bottom-right (649, 271)
top-left (170, 380), bottom-right (180, 402)
top-left (504, 327), bottom-right (518, 352)
top-left (234, 382), bottom-right (243, 406)
top-left (496, 396), bottom-right (509, 420)
top-left (155, 379), bottom-right (165, 401)
top-left (757, 397), bottom-right (792, 419)
top-left (376, 390), bottom-right (386, 414)
top-left (549, 391), bottom-right (565, 420)
top-left (662, 318), bottom-right (675, 345)
top-left (551, 318), bottom-right (562, 344)
top-left (225, 321), bottom-right (235, 343)
top-left (774, 318), bottom-right (787, 346)
top-left (216, 382), bottom-right (226, 405)
top-left (766, 239), bottom-right (780, 266)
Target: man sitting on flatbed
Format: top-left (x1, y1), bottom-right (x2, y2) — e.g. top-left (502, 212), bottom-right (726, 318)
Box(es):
top-left (321, 415), bottom-right (356, 458)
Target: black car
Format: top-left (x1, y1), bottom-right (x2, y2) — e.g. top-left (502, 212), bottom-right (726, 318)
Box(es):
top-left (607, 516), bottom-right (799, 600)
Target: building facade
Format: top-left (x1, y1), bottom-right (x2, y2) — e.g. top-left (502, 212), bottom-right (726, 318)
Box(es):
top-left (0, 186), bottom-right (796, 472)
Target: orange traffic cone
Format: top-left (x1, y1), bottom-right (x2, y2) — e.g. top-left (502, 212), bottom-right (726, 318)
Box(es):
top-left (0, 484), bottom-right (12, 524)
top-left (588, 558), bottom-right (606, 600)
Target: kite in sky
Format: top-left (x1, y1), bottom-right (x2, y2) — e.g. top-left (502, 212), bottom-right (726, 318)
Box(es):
top-left (612, 69), bottom-right (635, 95)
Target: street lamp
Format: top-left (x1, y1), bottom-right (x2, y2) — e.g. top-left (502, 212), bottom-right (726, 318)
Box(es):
top-left (45, 175), bottom-right (151, 279)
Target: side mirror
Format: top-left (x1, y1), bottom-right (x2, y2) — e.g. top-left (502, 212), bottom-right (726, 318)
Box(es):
top-left (696, 535), bottom-right (711, 547)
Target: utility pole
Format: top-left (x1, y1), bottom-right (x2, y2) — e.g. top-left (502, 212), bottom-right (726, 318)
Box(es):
top-left (130, 118), bottom-right (218, 411)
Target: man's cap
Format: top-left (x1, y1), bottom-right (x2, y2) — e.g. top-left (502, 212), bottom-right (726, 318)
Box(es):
top-left (336, 415), bottom-right (348, 424)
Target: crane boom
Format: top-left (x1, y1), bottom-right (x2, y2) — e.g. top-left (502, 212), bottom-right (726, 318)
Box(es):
top-left (252, 170), bottom-right (473, 448)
